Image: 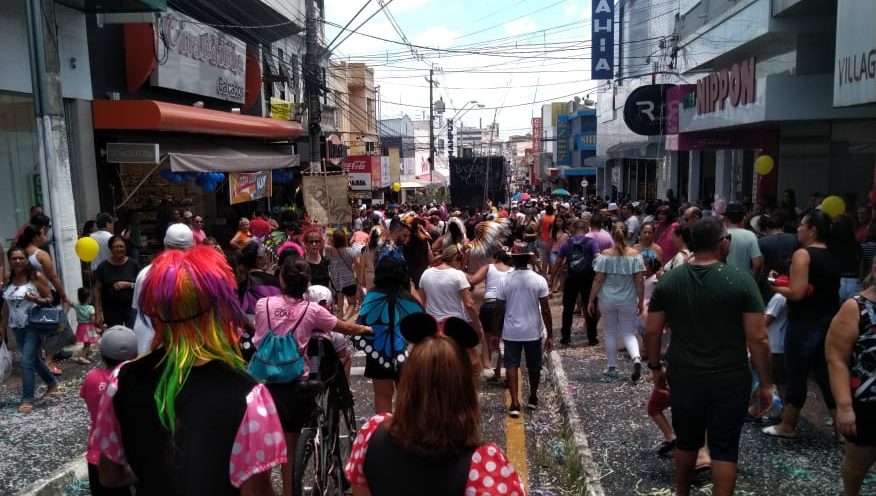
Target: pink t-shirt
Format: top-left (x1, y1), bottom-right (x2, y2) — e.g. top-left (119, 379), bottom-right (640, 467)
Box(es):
top-left (253, 295), bottom-right (339, 379)
top-left (80, 367), bottom-right (114, 465)
top-left (191, 228), bottom-right (207, 245)
top-left (586, 229), bottom-right (615, 252)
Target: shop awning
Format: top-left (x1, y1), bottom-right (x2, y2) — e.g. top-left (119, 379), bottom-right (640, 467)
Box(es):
top-left (93, 100), bottom-right (304, 139)
top-left (606, 141), bottom-right (664, 159)
top-left (163, 142), bottom-right (299, 172)
top-left (400, 181), bottom-right (428, 189)
top-left (583, 156), bottom-right (609, 168)
top-left (559, 166), bottom-right (597, 176)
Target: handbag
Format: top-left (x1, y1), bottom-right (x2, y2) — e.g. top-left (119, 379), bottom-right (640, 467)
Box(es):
top-left (28, 305), bottom-right (63, 332)
top-left (248, 300), bottom-right (308, 384)
top-left (0, 342), bottom-right (12, 383)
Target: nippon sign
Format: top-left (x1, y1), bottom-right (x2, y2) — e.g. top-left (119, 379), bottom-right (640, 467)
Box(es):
top-left (696, 58), bottom-right (756, 115)
top-left (531, 118), bottom-right (543, 152)
top-left (153, 10), bottom-right (247, 103)
top-left (834, 0), bottom-right (876, 106)
top-left (591, 0), bottom-right (614, 80)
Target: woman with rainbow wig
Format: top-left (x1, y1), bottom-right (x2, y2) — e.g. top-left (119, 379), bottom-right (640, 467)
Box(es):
top-left (90, 246), bottom-right (286, 495)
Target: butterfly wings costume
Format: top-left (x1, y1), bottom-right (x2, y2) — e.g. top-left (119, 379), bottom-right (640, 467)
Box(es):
top-left (354, 290), bottom-right (423, 372)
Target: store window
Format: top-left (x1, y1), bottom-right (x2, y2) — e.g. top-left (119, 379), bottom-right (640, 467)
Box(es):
top-left (0, 92), bottom-right (40, 246)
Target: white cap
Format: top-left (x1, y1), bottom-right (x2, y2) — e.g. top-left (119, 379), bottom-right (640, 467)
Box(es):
top-left (608, 202), bottom-right (619, 211)
top-left (164, 223), bottom-right (194, 249)
top-left (306, 285), bottom-right (334, 305)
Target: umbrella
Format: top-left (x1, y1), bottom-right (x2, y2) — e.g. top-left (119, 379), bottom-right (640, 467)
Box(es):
top-left (512, 192), bottom-right (522, 201)
top-left (552, 188), bottom-right (571, 196)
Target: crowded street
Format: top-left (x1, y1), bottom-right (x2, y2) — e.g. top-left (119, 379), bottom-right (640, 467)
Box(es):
top-left (3, 0), bottom-right (876, 495)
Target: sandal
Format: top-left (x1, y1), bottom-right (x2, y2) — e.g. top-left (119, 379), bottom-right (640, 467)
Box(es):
top-left (38, 384), bottom-right (59, 403)
top-left (49, 366), bottom-right (62, 376)
top-left (762, 425), bottom-right (798, 439)
top-left (17, 403), bottom-right (34, 414)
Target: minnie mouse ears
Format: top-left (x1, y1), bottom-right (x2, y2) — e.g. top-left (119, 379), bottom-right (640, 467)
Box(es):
top-left (399, 313), bottom-right (479, 349)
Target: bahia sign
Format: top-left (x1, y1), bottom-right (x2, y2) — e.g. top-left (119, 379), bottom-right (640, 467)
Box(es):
top-left (591, 0), bottom-right (614, 80)
top-left (695, 58), bottom-right (756, 115)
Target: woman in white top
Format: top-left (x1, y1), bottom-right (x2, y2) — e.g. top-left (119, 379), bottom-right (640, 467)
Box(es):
top-left (418, 244), bottom-right (484, 339)
top-left (469, 248), bottom-right (513, 379)
top-left (588, 222), bottom-right (646, 383)
top-left (1, 247), bottom-right (56, 413)
top-left (664, 225), bottom-right (692, 272)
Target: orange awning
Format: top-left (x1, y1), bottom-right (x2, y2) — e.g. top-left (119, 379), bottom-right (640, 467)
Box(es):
top-left (92, 100), bottom-right (303, 139)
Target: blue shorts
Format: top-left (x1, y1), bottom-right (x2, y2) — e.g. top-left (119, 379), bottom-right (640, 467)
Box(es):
top-left (503, 339), bottom-right (543, 370)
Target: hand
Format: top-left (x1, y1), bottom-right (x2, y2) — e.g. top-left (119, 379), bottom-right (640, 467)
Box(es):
top-left (357, 325), bottom-right (373, 335)
top-left (587, 301), bottom-right (596, 317)
top-left (836, 405), bottom-right (857, 438)
top-left (24, 292), bottom-right (41, 303)
top-left (543, 336), bottom-right (553, 353)
top-left (112, 281), bottom-right (132, 291)
top-left (649, 365), bottom-right (665, 386)
top-left (637, 300), bottom-right (644, 315)
top-left (62, 297), bottom-right (73, 311)
top-left (754, 386), bottom-right (773, 417)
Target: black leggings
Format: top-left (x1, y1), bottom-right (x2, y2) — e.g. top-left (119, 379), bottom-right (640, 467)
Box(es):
top-left (561, 272), bottom-right (597, 342)
top-left (784, 316), bottom-right (836, 411)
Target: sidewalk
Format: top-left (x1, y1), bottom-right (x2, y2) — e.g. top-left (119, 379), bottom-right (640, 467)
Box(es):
top-left (552, 311), bottom-right (858, 495)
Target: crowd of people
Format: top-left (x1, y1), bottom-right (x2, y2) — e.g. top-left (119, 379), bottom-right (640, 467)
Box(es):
top-left (0, 188), bottom-right (874, 495)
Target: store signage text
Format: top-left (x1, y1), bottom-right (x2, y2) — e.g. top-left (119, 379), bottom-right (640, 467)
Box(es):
top-left (531, 118), bottom-right (542, 153)
top-left (152, 10), bottom-right (247, 104)
top-left (591, 0), bottom-right (614, 80)
top-left (106, 143), bottom-right (160, 164)
top-left (229, 171), bottom-right (272, 205)
top-left (834, 0), bottom-right (876, 106)
top-left (695, 58), bottom-right (756, 115)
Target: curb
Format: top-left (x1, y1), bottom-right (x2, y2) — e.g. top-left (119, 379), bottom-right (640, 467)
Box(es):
top-left (547, 350), bottom-right (605, 496)
top-left (17, 456), bottom-right (87, 496)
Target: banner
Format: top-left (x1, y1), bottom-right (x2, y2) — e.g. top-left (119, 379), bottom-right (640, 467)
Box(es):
top-left (531, 117), bottom-right (543, 152)
top-left (229, 171), bottom-right (272, 205)
top-left (591, 0), bottom-right (614, 80)
top-left (302, 174), bottom-right (352, 226)
top-left (270, 98), bottom-right (292, 120)
top-left (344, 155), bottom-right (377, 191)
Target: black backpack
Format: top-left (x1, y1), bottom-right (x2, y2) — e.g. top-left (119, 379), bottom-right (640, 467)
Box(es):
top-left (568, 237), bottom-right (596, 275)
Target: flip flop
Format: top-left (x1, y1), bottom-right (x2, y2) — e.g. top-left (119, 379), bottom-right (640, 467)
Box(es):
top-left (49, 366), bottom-right (62, 376)
top-left (17, 403), bottom-right (34, 414)
top-left (695, 461), bottom-right (712, 471)
top-left (762, 425), bottom-right (798, 439)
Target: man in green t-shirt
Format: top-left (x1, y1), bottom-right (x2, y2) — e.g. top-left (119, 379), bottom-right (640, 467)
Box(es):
top-left (645, 217), bottom-right (773, 496)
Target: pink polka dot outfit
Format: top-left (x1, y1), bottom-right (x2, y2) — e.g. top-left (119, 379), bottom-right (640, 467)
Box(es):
top-left (90, 358), bottom-right (287, 491)
top-left (345, 414), bottom-right (526, 496)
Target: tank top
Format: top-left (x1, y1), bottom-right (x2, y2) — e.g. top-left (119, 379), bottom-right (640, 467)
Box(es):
top-left (483, 264), bottom-right (512, 300)
top-left (787, 247), bottom-right (841, 321)
top-left (28, 250), bottom-right (44, 272)
top-left (539, 215), bottom-right (555, 241)
top-left (3, 281), bottom-right (38, 329)
top-left (851, 295), bottom-right (876, 403)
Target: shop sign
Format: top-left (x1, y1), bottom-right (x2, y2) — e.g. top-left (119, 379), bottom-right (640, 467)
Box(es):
top-left (326, 134), bottom-right (344, 166)
top-left (834, 0), bottom-right (876, 106)
top-left (380, 156), bottom-right (391, 188)
top-left (229, 171), bottom-right (272, 205)
top-left (623, 84), bottom-right (675, 136)
top-left (695, 58), bottom-right (756, 115)
top-left (106, 143), bottom-right (160, 164)
top-left (531, 118), bottom-right (543, 152)
top-left (591, 0), bottom-right (614, 79)
top-left (153, 9), bottom-right (246, 103)
top-left (270, 98), bottom-right (292, 120)
top-left (344, 155), bottom-right (375, 191)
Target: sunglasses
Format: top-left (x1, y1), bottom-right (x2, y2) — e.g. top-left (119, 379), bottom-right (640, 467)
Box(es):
top-left (305, 239), bottom-right (322, 245)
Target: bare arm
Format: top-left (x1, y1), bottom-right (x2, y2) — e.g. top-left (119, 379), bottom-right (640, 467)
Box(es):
top-left (773, 249), bottom-right (810, 301)
top-left (334, 319), bottom-right (371, 336)
top-left (239, 471), bottom-right (276, 496)
top-left (493, 300), bottom-right (506, 336)
top-left (539, 296), bottom-right (553, 352)
top-left (644, 311), bottom-right (667, 368)
top-left (37, 251), bottom-right (71, 306)
top-left (587, 272), bottom-right (606, 315)
top-left (743, 311), bottom-right (773, 416)
top-left (32, 272), bottom-right (53, 301)
top-left (467, 265), bottom-right (489, 286)
top-left (461, 289), bottom-right (484, 339)
top-left (751, 255), bottom-right (764, 280)
top-left (634, 271), bottom-right (645, 314)
top-left (93, 277), bottom-right (104, 325)
top-left (826, 298), bottom-right (860, 437)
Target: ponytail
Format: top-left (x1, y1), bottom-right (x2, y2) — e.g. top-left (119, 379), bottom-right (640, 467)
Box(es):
top-left (611, 222), bottom-right (628, 252)
top-left (18, 225), bottom-right (40, 249)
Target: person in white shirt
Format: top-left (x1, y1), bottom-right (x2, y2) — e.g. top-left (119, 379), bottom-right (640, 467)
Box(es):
top-left (493, 241), bottom-right (553, 418)
top-left (418, 244), bottom-right (484, 337)
top-left (89, 212), bottom-right (115, 271)
top-left (765, 291), bottom-right (788, 406)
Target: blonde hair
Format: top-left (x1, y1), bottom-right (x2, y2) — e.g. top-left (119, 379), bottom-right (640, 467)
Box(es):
top-left (611, 221), bottom-right (628, 252)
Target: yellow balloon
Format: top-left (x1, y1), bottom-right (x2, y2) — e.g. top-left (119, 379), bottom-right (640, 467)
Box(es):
top-left (821, 195), bottom-right (846, 218)
top-left (75, 236), bottom-right (100, 262)
top-left (754, 155), bottom-right (774, 176)
top-left (392, 182), bottom-right (401, 192)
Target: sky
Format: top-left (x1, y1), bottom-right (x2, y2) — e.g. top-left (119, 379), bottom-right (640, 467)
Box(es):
top-left (323, 0), bottom-right (597, 140)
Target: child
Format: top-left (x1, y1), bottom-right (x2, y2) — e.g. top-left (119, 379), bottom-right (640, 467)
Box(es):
top-left (74, 288), bottom-right (99, 365)
top-left (80, 325), bottom-right (137, 496)
top-left (764, 291), bottom-right (788, 407)
top-left (306, 285), bottom-right (351, 378)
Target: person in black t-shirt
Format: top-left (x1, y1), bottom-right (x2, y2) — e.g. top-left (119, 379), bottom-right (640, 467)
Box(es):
top-left (94, 236), bottom-right (140, 328)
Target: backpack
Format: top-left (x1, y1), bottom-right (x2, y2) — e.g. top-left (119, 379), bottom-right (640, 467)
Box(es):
top-left (568, 237), bottom-right (596, 275)
top-left (248, 301), bottom-right (308, 384)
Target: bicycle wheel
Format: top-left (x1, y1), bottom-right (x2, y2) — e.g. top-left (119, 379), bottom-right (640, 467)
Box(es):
top-left (293, 428), bottom-right (322, 496)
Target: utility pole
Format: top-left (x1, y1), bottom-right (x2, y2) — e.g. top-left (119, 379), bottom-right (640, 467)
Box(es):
top-left (24, 0), bottom-right (81, 298)
top-left (305, 0), bottom-right (322, 173)
top-left (428, 68), bottom-right (434, 184)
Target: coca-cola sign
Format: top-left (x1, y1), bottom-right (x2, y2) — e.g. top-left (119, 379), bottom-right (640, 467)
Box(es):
top-left (152, 10), bottom-right (247, 103)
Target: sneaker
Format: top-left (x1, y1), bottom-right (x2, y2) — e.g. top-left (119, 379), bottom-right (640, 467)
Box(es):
top-left (525, 397), bottom-right (539, 411)
top-left (508, 404), bottom-right (521, 418)
top-left (657, 439), bottom-right (676, 457)
top-left (631, 362), bottom-right (642, 382)
top-left (600, 368), bottom-right (620, 382)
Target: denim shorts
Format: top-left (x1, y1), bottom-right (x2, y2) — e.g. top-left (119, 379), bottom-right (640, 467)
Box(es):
top-left (503, 339), bottom-right (543, 370)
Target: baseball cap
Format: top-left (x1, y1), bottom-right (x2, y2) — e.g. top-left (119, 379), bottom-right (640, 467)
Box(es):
top-left (306, 285), bottom-right (334, 306)
top-left (608, 202), bottom-right (619, 211)
top-left (100, 325), bottom-right (138, 361)
top-left (182, 210), bottom-right (194, 219)
top-left (164, 223), bottom-right (194, 249)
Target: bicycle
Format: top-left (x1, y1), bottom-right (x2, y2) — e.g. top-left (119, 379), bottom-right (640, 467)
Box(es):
top-left (293, 338), bottom-right (358, 496)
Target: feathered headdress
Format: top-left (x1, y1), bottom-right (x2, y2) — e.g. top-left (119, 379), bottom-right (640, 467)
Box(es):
top-left (443, 217), bottom-right (468, 249)
top-left (138, 246), bottom-right (246, 432)
top-left (467, 217), bottom-right (510, 259)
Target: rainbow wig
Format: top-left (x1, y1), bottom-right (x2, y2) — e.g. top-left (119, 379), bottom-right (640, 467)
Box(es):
top-left (138, 245), bottom-right (246, 432)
